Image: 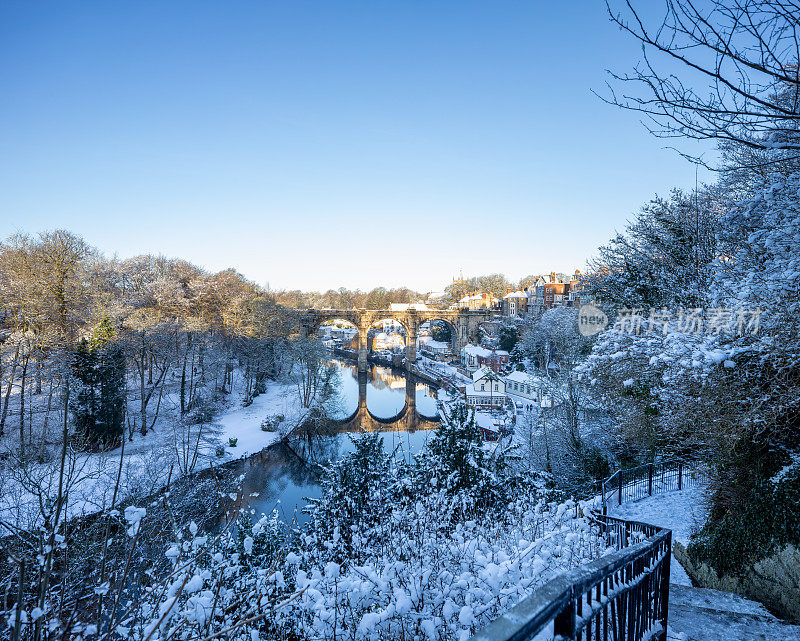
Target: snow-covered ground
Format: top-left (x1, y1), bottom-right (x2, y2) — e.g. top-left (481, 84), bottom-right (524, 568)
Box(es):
top-left (0, 374), bottom-right (307, 529)
top-left (214, 381), bottom-right (305, 457)
top-left (612, 485), bottom-right (708, 585)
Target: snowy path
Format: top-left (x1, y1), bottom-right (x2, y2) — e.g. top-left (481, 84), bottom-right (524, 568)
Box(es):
top-left (612, 489), bottom-right (800, 640)
top-left (613, 485), bottom-right (707, 586)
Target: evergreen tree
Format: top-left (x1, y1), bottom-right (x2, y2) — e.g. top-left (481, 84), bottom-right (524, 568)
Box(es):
top-left (71, 317), bottom-right (125, 449)
top-left (71, 338), bottom-right (98, 444)
top-left (498, 321), bottom-right (518, 353)
top-left (414, 403), bottom-right (524, 516)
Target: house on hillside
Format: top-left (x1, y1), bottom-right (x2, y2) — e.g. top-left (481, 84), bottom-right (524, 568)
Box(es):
top-left (483, 350), bottom-right (509, 373)
top-left (526, 272), bottom-right (575, 311)
top-left (502, 288), bottom-right (529, 317)
top-left (419, 338), bottom-right (452, 360)
top-left (460, 344), bottom-right (509, 373)
top-left (461, 344), bottom-right (491, 370)
top-left (464, 366), bottom-right (506, 409)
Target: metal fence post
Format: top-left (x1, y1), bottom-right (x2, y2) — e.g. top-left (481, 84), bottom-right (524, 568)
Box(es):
top-left (553, 587), bottom-right (576, 640)
top-left (648, 464), bottom-right (653, 496)
top-left (678, 462), bottom-right (683, 490)
top-left (618, 472), bottom-right (623, 506)
top-left (659, 531), bottom-right (672, 641)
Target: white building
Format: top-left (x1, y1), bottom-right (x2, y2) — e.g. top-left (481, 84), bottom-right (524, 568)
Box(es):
top-left (418, 337), bottom-right (452, 359)
top-left (320, 325), bottom-right (358, 343)
top-left (503, 371), bottom-right (542, 402)
top-left (461, 344), bottom-right (492, 370)
top-left (372, 331), bottom-right (404, 351)
top-left (464, 366), bottom-right (506, 409)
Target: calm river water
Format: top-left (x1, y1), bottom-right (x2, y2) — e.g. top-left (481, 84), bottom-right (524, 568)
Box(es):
top-left (233, 359), bottom-right (440, 526)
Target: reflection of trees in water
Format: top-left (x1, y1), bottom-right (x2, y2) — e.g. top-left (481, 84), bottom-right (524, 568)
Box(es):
top-left (292, 434), bottom-right (345, 466)
top-left (230, 441), bottom-right (332, 524)
top-left (294, 406), bottom-right (340, 443)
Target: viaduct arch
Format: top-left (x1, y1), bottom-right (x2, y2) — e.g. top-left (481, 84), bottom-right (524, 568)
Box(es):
top-left (299, 308), bottom-right (494, 371)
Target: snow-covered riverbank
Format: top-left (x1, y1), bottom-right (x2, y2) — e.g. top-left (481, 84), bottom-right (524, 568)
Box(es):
top-left (0, 374), bottom-right (307, 529)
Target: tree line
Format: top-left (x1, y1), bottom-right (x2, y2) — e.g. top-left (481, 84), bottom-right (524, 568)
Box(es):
top-left (0, 232), bottom-right (298, 455)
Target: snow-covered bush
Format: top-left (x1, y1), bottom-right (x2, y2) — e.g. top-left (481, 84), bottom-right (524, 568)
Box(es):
top-left (277, 407), bottom-right (606, 640)
top-left (3, 407), bottom-right (608, 641)
top-left (286, 491), bottom-right (602, 641)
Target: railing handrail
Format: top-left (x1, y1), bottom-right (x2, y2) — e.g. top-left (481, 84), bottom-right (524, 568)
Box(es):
top-left (470, 459), bottom-right (707, 641)
top-left (601, 456), bottom-right (707, 514)
top-left (470, 512), bottom-right (672, 641)
top-left (602, 455), bottom-right (697, 489)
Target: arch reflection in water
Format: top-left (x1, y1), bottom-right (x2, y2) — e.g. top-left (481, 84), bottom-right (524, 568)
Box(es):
top-left (332, 360), bottom-right (440, 429)
top-left (237, 360), bottom-right (441, 527)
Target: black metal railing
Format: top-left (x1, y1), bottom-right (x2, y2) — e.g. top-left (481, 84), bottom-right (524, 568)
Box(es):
top-left (600, 458), bottom-right (707, 514)
top-left (470, 513), bottom-right (672, 641)
top-left (469, 458), bottom-right (707, 641)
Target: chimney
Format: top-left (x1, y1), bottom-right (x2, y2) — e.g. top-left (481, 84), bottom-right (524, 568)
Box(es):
top-left (550, 272), bottom-right (556, 282)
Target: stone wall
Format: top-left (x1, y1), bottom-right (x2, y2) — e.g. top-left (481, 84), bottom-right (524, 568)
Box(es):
top-left (674, 541), bottom-right (800, 622)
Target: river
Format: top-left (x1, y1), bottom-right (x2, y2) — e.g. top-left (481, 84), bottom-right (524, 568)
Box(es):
top-left (232, 359), bottom-right (441, 526)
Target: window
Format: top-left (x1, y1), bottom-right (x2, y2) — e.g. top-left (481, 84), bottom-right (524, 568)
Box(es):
top-left (494, 384), bottom-right (499, 391)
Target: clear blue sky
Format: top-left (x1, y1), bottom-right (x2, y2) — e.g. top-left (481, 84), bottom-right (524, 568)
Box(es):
top-left (0, 1), bottom-right (711, 292)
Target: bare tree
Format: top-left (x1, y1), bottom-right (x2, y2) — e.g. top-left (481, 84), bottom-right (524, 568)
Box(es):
top-left (603, 0), bottom-right (800, 164)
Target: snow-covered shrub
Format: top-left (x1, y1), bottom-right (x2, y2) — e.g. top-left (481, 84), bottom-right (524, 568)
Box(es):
top-left (115, 513), bottom-right (296, 641)
top-left (286, 484), bottom-right (603, 640)
top-left (412, 403), bottom-right (528, 518)
top-left (277, 408), bottom-right (606, 640)
top-left (304, 432), bottom-right (393, 562)
top-left (3, 409), bottom-right (607, 641)
top-left (260, 414), bottom-right (284, 432)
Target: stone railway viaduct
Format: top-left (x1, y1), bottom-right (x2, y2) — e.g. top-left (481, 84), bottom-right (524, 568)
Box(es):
top-left (299, 308), bottom-right (494, 371)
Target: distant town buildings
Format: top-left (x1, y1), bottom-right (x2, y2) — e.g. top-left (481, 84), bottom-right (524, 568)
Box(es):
top-left (372, 331), bottom-right (404, 351)
top-left (502, 288), bottom-right (529, 316)
top-left (456, 292), bottom-right (501, 311)
top-left (504, 270), bottom-right (594, 318)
